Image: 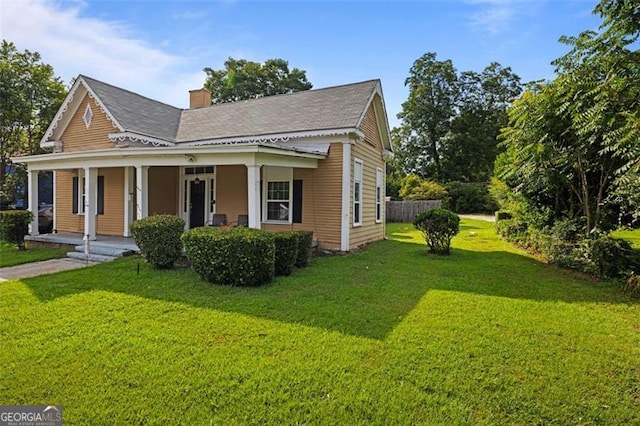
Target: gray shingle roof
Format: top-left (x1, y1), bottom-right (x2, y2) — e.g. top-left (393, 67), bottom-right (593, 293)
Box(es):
top-left (80, 75), bottom-right (379, 143)
top-left (176, 80), bottom-right (379, 143)
top-left (81, 75), bottom-right (182, 141)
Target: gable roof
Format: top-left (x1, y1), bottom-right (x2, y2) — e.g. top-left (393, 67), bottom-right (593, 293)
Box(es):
top-left (176, 80), bottom-right (379, 143)
top-left (41, 75), bottom-right (391, 150)
top-left (80, 75), bottom-right (182, 142)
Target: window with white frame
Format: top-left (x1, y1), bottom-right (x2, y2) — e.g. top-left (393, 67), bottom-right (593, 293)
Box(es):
top-left (376, 167), bottom-right (383, 223)
top-left (83, 104), bottom-right (93, 128)
top-left (263, 166), bottom-right (293, 223)
top-left (353, 159), bottom-right (363, 226)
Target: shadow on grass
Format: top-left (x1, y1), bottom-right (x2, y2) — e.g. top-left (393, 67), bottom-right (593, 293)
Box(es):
top-left (21, 232), bottom-right (636, 342)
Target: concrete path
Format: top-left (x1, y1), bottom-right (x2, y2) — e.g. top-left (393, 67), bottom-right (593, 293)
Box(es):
top-left (0, 258), bottom-right (98, 282)
top-left (459, 214), bottom-right (495, 223)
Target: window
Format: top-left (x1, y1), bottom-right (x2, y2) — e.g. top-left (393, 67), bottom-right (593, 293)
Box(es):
top-left (266, 181), bottom-right (290, 221)
top-left (353, 159), bottom-right (363, 226)
top-left (83, 104), bottom-right (93, 128)
top-left (376, 168), bottom-right (383, 223)
top-left (185, 166), bottom-right (214, 175)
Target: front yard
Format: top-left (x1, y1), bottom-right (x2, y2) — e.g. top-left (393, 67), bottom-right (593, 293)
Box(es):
top-left (0, 242), bottom-right (68, 268)
top-left (1, 220), bottom-right (638, 424)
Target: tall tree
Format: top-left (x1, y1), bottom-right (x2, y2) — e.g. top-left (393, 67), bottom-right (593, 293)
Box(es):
top-left (396, 52), bottom-right (458, 179)
top-left (203, 57), bottom-right (312, 104)
top-left (0, 40), bottom-right (66, 208)
top-left (395, 54), bottom-right (521, 182)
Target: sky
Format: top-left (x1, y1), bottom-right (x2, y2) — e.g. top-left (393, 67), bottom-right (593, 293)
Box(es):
top-left (2, 0), bottom-right (602, 128)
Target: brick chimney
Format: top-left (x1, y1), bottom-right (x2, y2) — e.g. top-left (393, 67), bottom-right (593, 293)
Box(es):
top-left (189, 88), bottom-right (211, 109)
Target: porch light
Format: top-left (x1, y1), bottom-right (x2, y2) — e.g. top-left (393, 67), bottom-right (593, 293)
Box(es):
top-left (194, 177), bottom-right (200, 185)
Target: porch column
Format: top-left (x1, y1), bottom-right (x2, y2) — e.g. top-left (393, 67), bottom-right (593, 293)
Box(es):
top-left (123, 166), bottom-right (134, 236)
top-left (246, 164), bottom-right (261, 229)
top-left (135, 165), bottom-right (149, 220)
top-left (52, 170), bottom-right (57, 233)
top-left (27, 169), bottom-right (39, 236)
top-left (84, 167), bottom-right (97, 240)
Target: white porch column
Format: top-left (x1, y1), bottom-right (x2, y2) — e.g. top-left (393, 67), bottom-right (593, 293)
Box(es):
top-left (84, 167), bottom-right (97, 240)
top-left (246, 164), bottom-right (261, 229)
top-left (340, 143), bottom-right (352, 251)
top-left (123, 166), bottom-right (133, 236)
top-left (27, 169), bottom-right (39, 236)
top-left (52, 170), bottom-right (57, 233)
top-left (135, 165), bottom-right (149, 220)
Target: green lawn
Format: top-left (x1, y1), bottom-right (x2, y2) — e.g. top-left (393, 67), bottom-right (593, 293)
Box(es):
top-left (1, 220), bottom-right (638, 424)
top-left (613, 227), bottom-right (640, 248)
top-left (0, 242), bottom-right (69, 268)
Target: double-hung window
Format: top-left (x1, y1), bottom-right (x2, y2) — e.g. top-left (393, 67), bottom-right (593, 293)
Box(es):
top-left (263, 166), bottom-right (293, 223)
top-left (353, 159), bottom-right (363, 226)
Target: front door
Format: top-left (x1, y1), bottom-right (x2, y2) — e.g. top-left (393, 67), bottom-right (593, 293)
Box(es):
top-left (189, 180), bottom-right (206, 228)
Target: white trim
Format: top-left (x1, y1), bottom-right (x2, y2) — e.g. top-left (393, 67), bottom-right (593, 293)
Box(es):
top-left (83, 103), bottom-right (93, 129)
top-left (340, 144), bottom-right (351, 251)
top-left (355, 82), bottom-right (383, 129)
top-left (182, 127), bottom-right (363, 147)
top-left (84, 167), bottom-right (97, 240)
top-left (246, 164), bottom-right (262, 229)
top-left (109, 132), bottom-right (175, 147)
top-left (40, 76), bottom-right (124, 148)
top-left (123, 167), bottom-right (133, 236)
top-left (52, 170), bottom-right (57, 233)
top-left (376, 167), bottom-right (383, 223)
top-left (180, 166), bottom-right (216, 228)
top-left (76, 168), bottom-right (85, 215)
top-left (27, 170), bottom-right (39, 236)
top-left (353, 158), bottom-right (363, 227)
top-left (135, 165), bottom-right (149, 220)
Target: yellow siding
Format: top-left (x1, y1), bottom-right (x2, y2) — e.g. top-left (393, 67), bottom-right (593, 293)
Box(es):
top-left (350, 104), bottom-right (385, 249)
top-left (55, 170), bottom-right (82, 233)
top-left (60, 94), bottom-right (118, 152)
top-left (148, 167), bottom-right (179, 215)
top-left (262, 143), bottom-right (343, 251)
top-left (216, 165), bottom-right (248, 223)
top-left (96, 167), bottom-right (124, 236)
top-left (54, 168), bottom-right (125, 236)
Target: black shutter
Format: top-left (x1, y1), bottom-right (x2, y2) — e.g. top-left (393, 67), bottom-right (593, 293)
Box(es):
top-left (72, 177), bottom-right (78, 214)
top-left (97, 176), bottom-right (104, 215)
top-left (293, 180), bottom-right (303, 223)
top-left (259, 180), bottom-right (263, 222)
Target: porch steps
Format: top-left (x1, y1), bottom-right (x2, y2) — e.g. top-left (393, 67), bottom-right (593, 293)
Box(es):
top-left (67, 244), bottom-right (134, 263)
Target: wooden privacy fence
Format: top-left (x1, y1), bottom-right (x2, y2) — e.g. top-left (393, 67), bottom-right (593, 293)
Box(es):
top-left (385, 200), bottom-right (442, 223)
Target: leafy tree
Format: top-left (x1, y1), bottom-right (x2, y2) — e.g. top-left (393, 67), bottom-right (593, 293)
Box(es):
top-left (0, 40), bottom-right (66, 208)
top-left (497, 0), bottom-right (640, 233)
top-left (396, 53), bottom-right (457, 179)
top-left (203, 57), bottom-right (312, 104)
top-left (395, 54), bottom-right (521, 182)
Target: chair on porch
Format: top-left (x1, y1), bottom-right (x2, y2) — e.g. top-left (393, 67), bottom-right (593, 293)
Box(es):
top-left (209, 213), bottom-right (227, 227)
top-left (237, 214), bottom-right (248, 227)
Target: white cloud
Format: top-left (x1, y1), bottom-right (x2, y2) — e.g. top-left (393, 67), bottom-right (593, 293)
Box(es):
top-left (0, 0), bottom-right (206, 108)
top-left (466, 0), bottom-right (524, 36)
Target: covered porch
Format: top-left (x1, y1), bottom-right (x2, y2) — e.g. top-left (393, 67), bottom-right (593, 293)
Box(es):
top-left (17, 144), bottom-right (325, 240)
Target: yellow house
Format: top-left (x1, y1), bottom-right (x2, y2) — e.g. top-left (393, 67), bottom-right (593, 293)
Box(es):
top-left (14, 75), bottom-right (393, 252)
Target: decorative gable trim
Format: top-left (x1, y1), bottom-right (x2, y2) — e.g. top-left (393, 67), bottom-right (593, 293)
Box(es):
top-left (108, 132), bottom-right (175, 147)
top-left (354, 81), bottom-right (392, 152)
top-left (40, 76), bottom-right (124, 148)
top-left (181, 128), bottom-right (364, 147)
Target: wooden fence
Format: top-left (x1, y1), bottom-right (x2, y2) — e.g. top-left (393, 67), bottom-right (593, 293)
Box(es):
top-left (385, 200), bottom-right (442, 223)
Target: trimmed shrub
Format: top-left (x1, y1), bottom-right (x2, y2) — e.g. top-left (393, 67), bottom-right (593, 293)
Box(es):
top-left (444, 182), bottom-right (497, 213)
top-left (0, 210), bottom-right (33, 250)
top-left (294, 230), bottom-right (314, 267)
top-left (182, 227), bottom-right (275, 286)
top-left (130, 214), bottom-right (185, 269)
top-left (413, 208), bottom-right (460, 255)
top-left (274, 232), bottom-right (299, 276)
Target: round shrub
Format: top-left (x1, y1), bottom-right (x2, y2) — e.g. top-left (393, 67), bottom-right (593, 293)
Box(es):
top-left (274, 232), bottom-right (299, 276)
top-left (293, 230), bottom-right (314, 267)
top-left (182, 227), bottom-right (275, 286)
top-left (130, 214), bottom-right (185, 269)
top-left (0, 210), bottom-right (33, 250)
top-left (413, 208), bottom-right (460, 255)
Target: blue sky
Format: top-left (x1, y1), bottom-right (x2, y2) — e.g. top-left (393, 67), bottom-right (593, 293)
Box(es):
top-left (3, 0), bottom-right (601, 127)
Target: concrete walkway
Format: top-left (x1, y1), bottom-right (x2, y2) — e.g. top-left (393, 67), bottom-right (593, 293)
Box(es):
top-left (0, 258), bottom-right (98, 282)
top-left (459, 214), bottom-right (495, 222)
